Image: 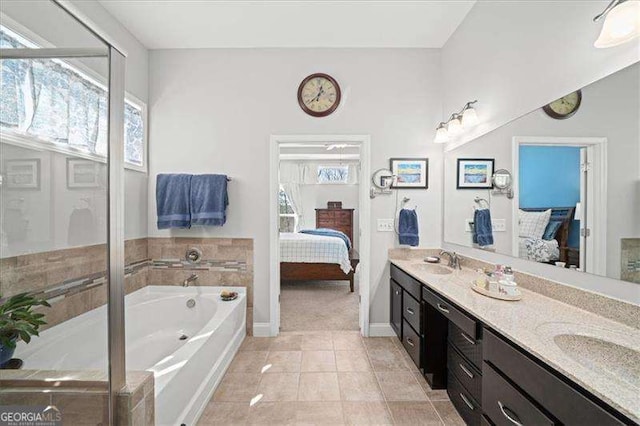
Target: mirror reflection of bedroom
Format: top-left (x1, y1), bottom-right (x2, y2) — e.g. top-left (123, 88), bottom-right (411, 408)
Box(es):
top-left (278, 143), bottom-right (361, 331)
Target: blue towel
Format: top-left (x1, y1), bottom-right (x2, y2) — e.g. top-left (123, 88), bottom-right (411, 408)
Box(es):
top-left (473, 208), bottom-right (494, 246)
top-left (300, 228), bottom-right (352, 250)
top-left (398, 209), bottom-right (419, 247)
top-left (156, 174), bottom-right (192, 229)
top-left (190, 174), bottom-right (229, 226)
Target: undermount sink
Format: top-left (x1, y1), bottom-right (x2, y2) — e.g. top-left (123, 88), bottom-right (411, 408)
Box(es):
top-left (553, 334), bottom-right (640, 390)
top-left (412, 263), bottom-right (453, 275)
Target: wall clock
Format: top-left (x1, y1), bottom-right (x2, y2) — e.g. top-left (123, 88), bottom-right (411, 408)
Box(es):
top-left (542, 90), bottom-right (582, 119)
top-left (297, 73), bottom-right (341, 117)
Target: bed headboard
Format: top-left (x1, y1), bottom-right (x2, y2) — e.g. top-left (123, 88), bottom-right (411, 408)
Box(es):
top-left (521, 206), bottom-right (575, 261)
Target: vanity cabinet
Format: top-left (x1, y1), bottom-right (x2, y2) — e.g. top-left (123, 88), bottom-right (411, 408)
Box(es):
top-left (389, 265), bottom-right (423, 370)
top-left (390, 279), bottom-right (402, 337)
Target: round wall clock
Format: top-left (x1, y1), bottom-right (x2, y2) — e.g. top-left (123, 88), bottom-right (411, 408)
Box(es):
top-left (297, 73), bottom-right (341, 117)
top-left (543, 90), bottom-right (582, 119)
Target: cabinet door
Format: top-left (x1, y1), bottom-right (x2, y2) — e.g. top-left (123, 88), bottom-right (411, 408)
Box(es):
top-left (390, 279), bottom-right (402, 339)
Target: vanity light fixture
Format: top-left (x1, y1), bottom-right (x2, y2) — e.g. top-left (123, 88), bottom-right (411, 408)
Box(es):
top-left (594, 0), bottom-right (640, 48)
top-left (433, 100), bottom-right (479, 143)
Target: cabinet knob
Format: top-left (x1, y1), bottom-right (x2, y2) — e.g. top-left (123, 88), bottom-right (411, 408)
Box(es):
top-left (459, 392), bottom-right (475, 411)
top-left (406, 338), bottom-right (415, 347)
top-left (460, 332), bottom-right (476, 345)
top-left (436, 303), bottom-right (450, 314)
top-left (406, 307), bottom-right (415, 315)
top-left (498, 401), bottom-right (523, 426)
top-left (458, 363), bottom-right (474, 379)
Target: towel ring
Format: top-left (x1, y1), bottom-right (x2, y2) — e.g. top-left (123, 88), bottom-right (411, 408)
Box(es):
top-left (474, 197), bottom-right (490, 209)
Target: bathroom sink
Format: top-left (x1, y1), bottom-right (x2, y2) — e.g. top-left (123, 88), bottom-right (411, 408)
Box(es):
top-left (552, 334), bottom-right (640, 390)
top-left (412, 263), bottom-right (453, 275)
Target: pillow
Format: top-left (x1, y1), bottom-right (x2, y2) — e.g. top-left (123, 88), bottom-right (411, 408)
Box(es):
top-left (542, 221), bottom-right (562, 241)
top-left (519, 209), bottom-right (551, 239)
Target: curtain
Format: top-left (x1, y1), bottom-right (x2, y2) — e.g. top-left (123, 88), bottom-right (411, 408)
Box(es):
top-left (280, 183), bottom-right (304, 231)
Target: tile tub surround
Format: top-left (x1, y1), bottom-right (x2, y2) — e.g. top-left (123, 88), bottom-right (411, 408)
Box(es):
top-left (197, 333), bottom-right (462, 425)
top-left (0, 370), bottom-right (154, 426)
top-left (389, 248), bottom-right (639, 329)
top-left (0, 238), bottom-right (149, 331)
top-left (147, 237), bottom-right (254, 335)
top-left (388, 253), bottom-right (640, 423)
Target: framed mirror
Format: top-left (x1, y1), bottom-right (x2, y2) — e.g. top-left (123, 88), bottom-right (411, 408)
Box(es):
top-left (443, 62), bottom-right (640, 285)
top-left (371, 168), bottom-right (394, 189)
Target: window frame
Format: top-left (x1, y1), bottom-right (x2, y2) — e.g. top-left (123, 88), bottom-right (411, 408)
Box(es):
top-left (316, 164), bottom-right (350, 185)
top-left (278, 187), bottom-right (297, 232)
top-left (0, 16), bottom-right (148, 173)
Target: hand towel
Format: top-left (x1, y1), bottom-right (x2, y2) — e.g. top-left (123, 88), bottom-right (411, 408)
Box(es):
top-left (398, 209), bottom-right (419, 247)
top-left (190, 174), bottom-right (229, 226)
top-left (156, 174), bottom-right (192, 229)
top-left (473, 208), bottom-right (494, 246)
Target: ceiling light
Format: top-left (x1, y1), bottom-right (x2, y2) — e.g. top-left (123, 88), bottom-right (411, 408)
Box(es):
top-left (447, 114), bottom-right (463, 135)
top-left (461, 101), bottom-right (479, 127)
top-left (434, 122), bottom-right (449, 144)
top-left (594, 0), bottom-right (640, 48)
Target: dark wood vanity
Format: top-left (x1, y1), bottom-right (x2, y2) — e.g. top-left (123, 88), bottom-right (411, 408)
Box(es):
top-left (389, 264), bottom-right (633, 426)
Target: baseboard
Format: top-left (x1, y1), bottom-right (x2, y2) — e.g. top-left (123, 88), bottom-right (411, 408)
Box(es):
top-left (368, 323), bottom-right (396, 337)
top-left (252, 322), bottom-right (273, 337)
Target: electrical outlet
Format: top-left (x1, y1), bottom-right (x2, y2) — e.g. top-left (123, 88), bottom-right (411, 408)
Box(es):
top-left (465, 219), bottom-right (474, 232)
top-left (377, 219), bottom-right (395, 232)
top-left (492, 219), bottom-right (506, 232)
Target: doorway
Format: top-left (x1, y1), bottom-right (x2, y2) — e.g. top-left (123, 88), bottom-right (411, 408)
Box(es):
top-left (268, 135), bottom-right (371, 337)
top-left (512, 137), bottom-right (607, 275)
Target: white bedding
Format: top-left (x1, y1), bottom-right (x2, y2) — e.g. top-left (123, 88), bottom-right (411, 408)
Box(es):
top-left (518, 237), bottom-right (560, 263)
top-left (280, 232), bottom-right (352, 274)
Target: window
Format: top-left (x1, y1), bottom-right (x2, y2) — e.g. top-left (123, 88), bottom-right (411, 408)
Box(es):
top-left (0, 26), bottom-right (146, 170)
top-left (317, 165), bottom-right (349, 184)
top-left (279, 188), bottom-right (296, 232)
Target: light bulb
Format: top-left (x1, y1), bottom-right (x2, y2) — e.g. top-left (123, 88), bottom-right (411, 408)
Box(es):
top-left (434, 123), bottom-right (449, 144)
top-left (462, 106), bottom-right (479, 127)
top-left (447, 115), bottom-right (462, 135)
top-left (595, 1), bottom-right (640, 48)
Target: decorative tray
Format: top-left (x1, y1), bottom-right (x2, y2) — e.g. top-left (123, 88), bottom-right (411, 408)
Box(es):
top-left (471, 284), bottom-right (522, 301)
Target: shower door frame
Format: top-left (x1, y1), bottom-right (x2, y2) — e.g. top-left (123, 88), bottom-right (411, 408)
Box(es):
top-left (0, 4), bottom-right (127, 424)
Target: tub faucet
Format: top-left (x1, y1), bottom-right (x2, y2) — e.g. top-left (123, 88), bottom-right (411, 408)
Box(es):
top-left (183, 274), bottom-right (198, 287)
top-left (440, 251), bottom-right (462, 270)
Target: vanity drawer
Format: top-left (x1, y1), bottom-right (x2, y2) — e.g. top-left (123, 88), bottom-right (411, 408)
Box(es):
top-left (484, 329), bottom-right (626, 425)
top-left (402, 292), bottom-right (421, 334)
top-left (390, 264), bottom-right (421, 301)
top-left (448, 343), bottom-right (481, 402)
top-left (483, 363), bottom-right (555, 426)
top-left (448, 321), bottom-right (482, 370)
top-left (402, 320), bottom-right (421, 369)
top-left (448, 370), bottom-right (481, 426)
top-left (422, 287), bottom-right (477, 339)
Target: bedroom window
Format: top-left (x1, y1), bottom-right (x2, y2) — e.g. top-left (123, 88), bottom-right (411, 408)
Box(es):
top-left (0, 26), bottom-right (146, 171)
top-left (279, 188), bottom-right (296, 232)
top-left (317, 165), bottom-right (349, 184)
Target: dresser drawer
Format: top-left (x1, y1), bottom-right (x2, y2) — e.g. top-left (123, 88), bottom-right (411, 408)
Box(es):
top-left (448, 321), bottom-right (482, 370)
top-left (390, 264), bottom-right (421, 301)
top-left (483, 363), bottom-right (555, 426)
top-left (402, 320), bottom-right (421, 369)
top-left (317, 210), bottom-right (336, 218)
top-left (484, 329), bottom-right (626, 425)
top-left (402, 292), bottom-right (421, 334)
top-left (448, 343), bottom-right (481, 403)
top-left (448, 371), bottom-right (481, 426)
top-left (422, 287), bottom-right (477, 339)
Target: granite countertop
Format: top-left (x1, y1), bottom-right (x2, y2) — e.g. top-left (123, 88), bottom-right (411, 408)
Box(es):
top-left (389, 256), bottom-right (640, 423)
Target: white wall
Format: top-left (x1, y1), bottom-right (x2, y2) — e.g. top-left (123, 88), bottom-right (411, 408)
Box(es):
top-left (441, 1), bottom-right (640, 149)
top-left (148, 48), bottom-right (444, 325)
top-left (443, 63), bottom-right (640, 302)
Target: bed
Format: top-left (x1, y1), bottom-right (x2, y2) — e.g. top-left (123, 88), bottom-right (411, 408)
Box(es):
top-left (518, 207), bottom-right (575, 264)
top-left (280, 232), bottom-right (360, 292)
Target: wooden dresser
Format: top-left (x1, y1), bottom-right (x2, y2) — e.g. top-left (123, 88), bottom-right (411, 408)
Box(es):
top-left (315, 208), bottom-right (354, 242)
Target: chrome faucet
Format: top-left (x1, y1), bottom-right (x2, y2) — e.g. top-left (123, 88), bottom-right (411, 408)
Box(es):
top-left (182, 274), bottom-right (198, 287)
top-left (440, 251), bottom-right (462, 270)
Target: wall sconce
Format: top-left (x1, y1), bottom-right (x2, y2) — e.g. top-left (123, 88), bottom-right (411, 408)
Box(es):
top-left (433, 100), bottom-right (478, 144)
top-left (593, 0), bottom-right (640, 48)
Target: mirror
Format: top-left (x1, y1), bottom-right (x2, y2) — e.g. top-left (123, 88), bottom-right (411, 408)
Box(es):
top-left (444, 62), bottom-right (640, 284)
top-left (371, 168), bottom-right (394, 189)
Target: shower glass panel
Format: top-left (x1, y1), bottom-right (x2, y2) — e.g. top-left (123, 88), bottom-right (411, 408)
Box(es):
top-left (0, 1), bottom-right (118, 423)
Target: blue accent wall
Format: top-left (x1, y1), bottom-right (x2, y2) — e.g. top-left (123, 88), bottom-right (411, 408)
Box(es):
top-left (519, 146), bottom-right (580, 248)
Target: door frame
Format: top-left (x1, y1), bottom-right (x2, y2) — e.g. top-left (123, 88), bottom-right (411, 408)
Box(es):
top-left (511, 136), bottom-right (607, 276)
top-left (269, 134), bottom-right (371, 337)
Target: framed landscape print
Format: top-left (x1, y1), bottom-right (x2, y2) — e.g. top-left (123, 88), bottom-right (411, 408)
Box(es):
top-left (456, 158), bottom-right (495, 189)
top-left (390, 158), bottom-right (428, 189)
top-left (5, 159), bottom-right (40, 190)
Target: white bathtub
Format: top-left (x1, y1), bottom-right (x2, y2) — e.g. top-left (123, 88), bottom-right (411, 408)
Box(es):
top-left (16, 285), bottom-right (247, 425)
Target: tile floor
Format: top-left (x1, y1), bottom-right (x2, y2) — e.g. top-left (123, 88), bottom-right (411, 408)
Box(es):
top-left (197, 331), bottom-right (465, 425)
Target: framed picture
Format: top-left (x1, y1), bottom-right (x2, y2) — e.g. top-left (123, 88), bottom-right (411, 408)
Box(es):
top-left (390, 158), bottom-right (428, 189)
top-left (67, 158), bottom-right (100, 189)
top-left (457, 158), bottom-right (495, 189)
top-left (4, 159), bottom-right (40, 190)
